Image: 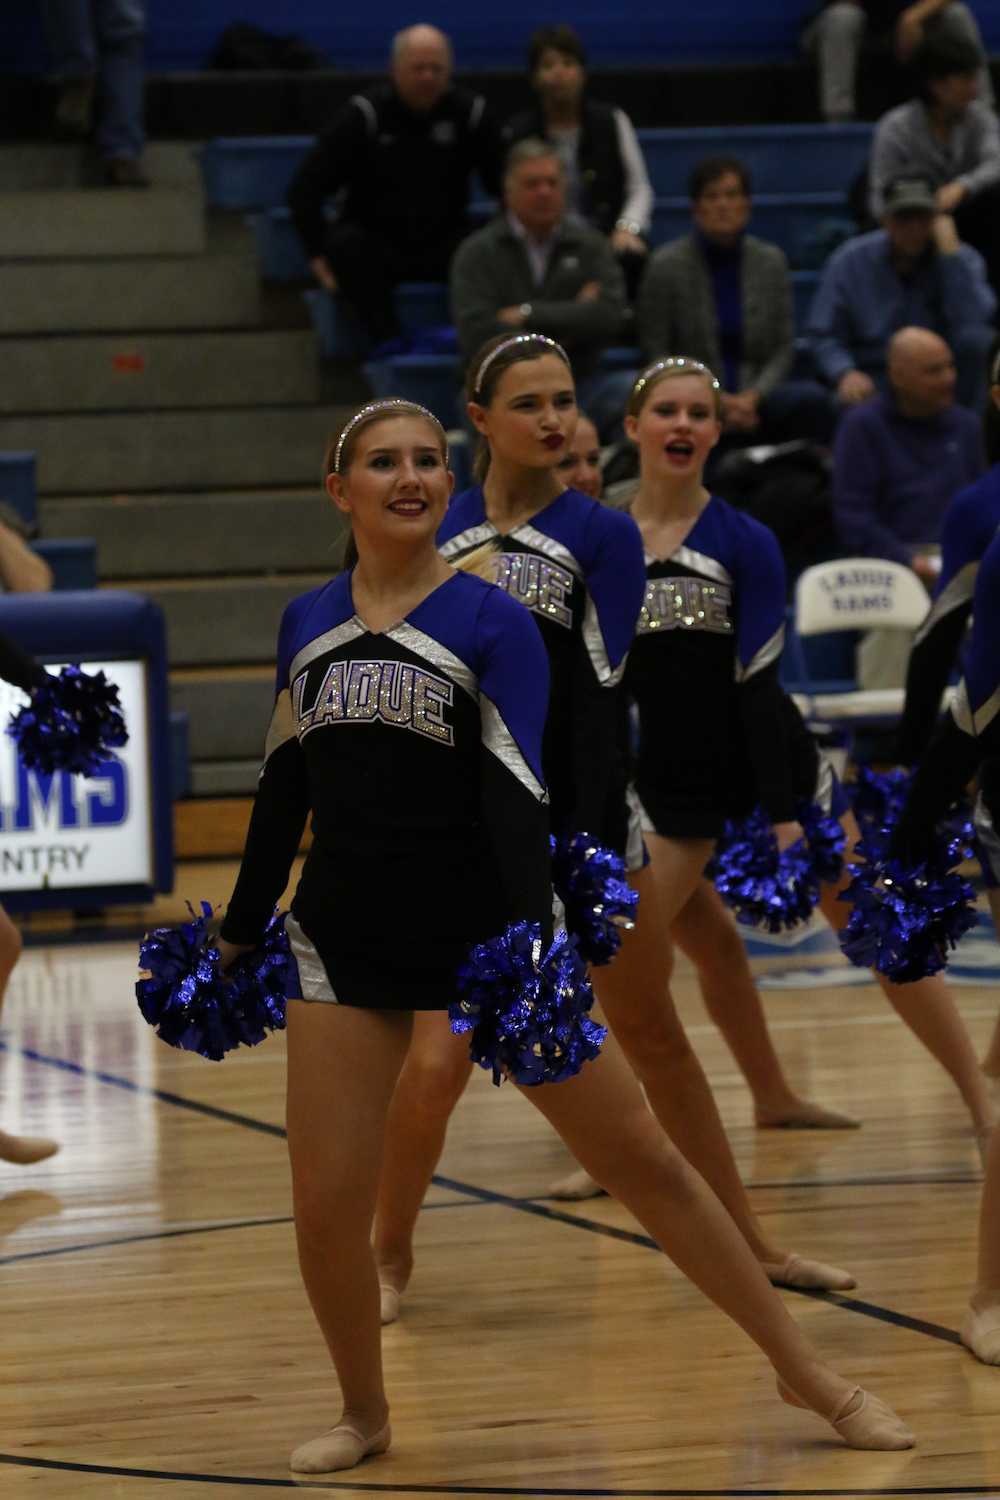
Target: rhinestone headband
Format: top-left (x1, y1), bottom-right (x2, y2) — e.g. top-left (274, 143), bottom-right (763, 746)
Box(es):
top-left (632, 356), bottom-right (721, 397)
top-left (332, 399), bottom-right (448, 474)
top-left (473, 334), bottom-right (570, 397)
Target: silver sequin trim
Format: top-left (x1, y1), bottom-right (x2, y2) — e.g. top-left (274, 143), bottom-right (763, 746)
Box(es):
top-left (581, 594), bottom-right (626, 686)
top-left (812, 754), bottom-right (835, 814)
top-left (974, 682), bottom-right (1000, 737)
top-left (480, 693), bottom-right (547, 802)
top-left (625, 786), bottom-right (648, 872)
top-left (952, 679), bottom-right (975, 735)
top-left (630, 784), bottom-right (656, 837)
top-left (439, 522), bottom-right (497, 561)
top-left (912, 560), bottom-right (978, 646)
top-left (671, 544), bottom-right (733, 587)
top-left (289, 619), bottom-right (367, 684)
top-left (975, 788), bottom-right (1000, 885)
top-left (509, 522), bottom-right (582, 579)
top-left (734, 624), bottom-right (785, 683)
top-left (262, 688), bottom-right (297, 771)
top-left (285, 914), bottom-right (339, 1004)
top-left (384, 622), bottom-right (479, 700)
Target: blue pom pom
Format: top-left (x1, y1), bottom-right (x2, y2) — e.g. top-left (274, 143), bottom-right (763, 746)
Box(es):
top-left (136, 902), bottom-right (290, 1061)
top-left (451, 921), bottom-right (606, 1086)
top-left (711, 808), bottom-right (819, 932)
top-left (551, 831), bottom-right (638, 966)
top-left (849, 767), bottom-right (910, 833)
top-left (8, 664), bottom-right (128, 777)
top-left (839, 835), bottom-right (978, 983)
top-left (797, 801), bottom-right (847, 885)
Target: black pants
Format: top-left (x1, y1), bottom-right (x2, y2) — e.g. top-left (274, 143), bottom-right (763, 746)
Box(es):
top-left (324, 221), bottom-right (465, 343)
top-left (956, 186), bottom-right (1000, 298)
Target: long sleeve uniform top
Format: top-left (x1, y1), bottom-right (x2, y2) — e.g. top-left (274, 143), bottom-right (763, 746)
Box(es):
top-left (221, 569), bottom-right (555, 955)
top-left (437, 486), bottom-right (646, 844)
top-left (832, 393), bottom-right (984, 565)
top-left (805, 230), bottom-right (996, 387)
top-left (626, 495), bottom-right (801, 824)
top-left (897, 464), bottom-right (1000, 763)
top-left (0, 629), bottom-right (46, 695)
top-left (286, 83), bottom-right (503, 258)
top-left (870, 99), bottom-right (1000, 220)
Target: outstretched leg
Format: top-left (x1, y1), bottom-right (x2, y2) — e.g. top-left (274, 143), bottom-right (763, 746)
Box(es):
top-left (964, 889), bottom-right (1000, 1363)
top-left (0, 904), bottom-right (58, 1167)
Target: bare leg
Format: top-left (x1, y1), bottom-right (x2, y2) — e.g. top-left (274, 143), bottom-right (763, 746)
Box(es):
top-left (593, 837), bottom-right (854, 1289)
top-left (521, 1040), bottom-right (912, 1448)
top-left (285, 999), bottom-right (413, 1472)
top-left (823, 810), bottom-right (996, 1142)
top-left (673, 879), bottom-right (860, 1129)
top-left (964, 889), bottom-right (1000, 1363)
top-left (0, 905), bottom-right (58, 1167)
top-left (372, 1012), bottom-right (473, 1319)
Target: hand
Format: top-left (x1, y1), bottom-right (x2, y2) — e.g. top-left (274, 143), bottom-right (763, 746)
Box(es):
top-left (610, 228), bottom-right (647, 257)
top-left (575, 280), bottom-right (601, 304)
top-left (932, 212), bottom-right (960, 255)
top-left (894, 10), bottom-right (924, 60)
top-left (497, 304), bottom-right (528, 327)
top-left (936, 180), bottom-right (967, 215)
top-left (215, 937), bottom-right (254, 973)
top-left (723, 390), bottom-right (761, 431)
top-left (310, 256), bottom-right (337, 293)
top-left (837, 369), bottom-right (876, 405)
top-left (773, 820), bottom-right (805, 853)
top-left (912, 553), bottom-right (939, 584)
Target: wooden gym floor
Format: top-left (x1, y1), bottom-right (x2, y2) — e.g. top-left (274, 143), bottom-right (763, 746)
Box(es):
top-left (2, 866), bottom-right (1000, 1499)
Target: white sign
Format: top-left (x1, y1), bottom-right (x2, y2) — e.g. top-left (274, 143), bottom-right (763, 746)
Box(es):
top-left (0, 659), bottom-right (152, 891)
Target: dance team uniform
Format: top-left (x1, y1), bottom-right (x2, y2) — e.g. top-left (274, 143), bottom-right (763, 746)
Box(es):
top-left (897, 465), bottom-right (1000, 766)
top-left (625, 494), bottom-right (847, 839)
top-left (438, 486), bottom-right (647, 864)
top-left (220, 570), bottom-right (555, 1008)
top-left (897, 529), bottom-right (1000, 887)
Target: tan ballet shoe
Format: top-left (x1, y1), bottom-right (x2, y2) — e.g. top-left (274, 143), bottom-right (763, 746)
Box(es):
top-left (290, 1420), bottom-right (391, 1474)
top-left (762, 1252), bottom-right (857, 1292)
top-left (379, 1283), bottom-right (401, 1326)
top-left (545, 1166), bottom-right (607, 1201)
top-left (0, 1130), bottom-right (59, 1166)
top-left (755, 1101), bottom-right (861, 1130)
top-left (778, 1380), bottom-right (914, 1450)
top-left (962, 1293), bottom-right (1000, 1365)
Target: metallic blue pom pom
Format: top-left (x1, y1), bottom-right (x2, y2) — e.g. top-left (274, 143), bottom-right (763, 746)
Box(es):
top-left (8, 664), bottom-right (128, 777)
top-left (136, 902), bottom-right (290, 1061)
top-left (451, 921), bottom-right (606, 1086)
top-left (797, 801), bottom-right (847, 885)
top-left (849, 767), bottom-right (910, 833)
top-left (710, 808), bottom-right (819, 932)
top-left (551, 831), bottom-right (638, 966)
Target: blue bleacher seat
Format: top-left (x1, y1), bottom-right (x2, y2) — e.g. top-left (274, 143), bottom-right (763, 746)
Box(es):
top-left (248, 207), bottom-right (313, 281)
top-left (0, 452), bottom-right (38, 528)
top-left (639, 124), bottom-right (871, 198)
top-left (305, 282), bottom-right (453, 359)
top-left (791, 270), bottom-right (819, 332)
top-left (34, 539), bottom-right (98, 591)
top-left (200, 136), bottom-right (315, 211)
top-left (651, 192), bottom-right (849, 266)
top-left (365, 353), bottom-right (461, 430)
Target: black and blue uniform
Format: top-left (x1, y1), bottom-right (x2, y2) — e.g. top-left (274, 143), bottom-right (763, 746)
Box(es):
top-left (220, 570), bottom-right (555, 1009)
top-left (897, 466), bottom-right (1000, 766)
top-left (437, 485), bottom-right (647, 860)
top-left (626, 494), bottom-right (845, 840)
top-left (898, 529), bottom-right (1000, 887)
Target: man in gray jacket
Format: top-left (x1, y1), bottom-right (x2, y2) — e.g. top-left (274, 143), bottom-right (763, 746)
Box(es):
top-left (450, 137), bottom-right (631, 436)
top-left (637, 157), bottom-right (833, 444)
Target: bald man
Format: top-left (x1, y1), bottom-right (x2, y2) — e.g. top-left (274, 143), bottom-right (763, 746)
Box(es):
top-left (288, 24), bottom-right (502, 343)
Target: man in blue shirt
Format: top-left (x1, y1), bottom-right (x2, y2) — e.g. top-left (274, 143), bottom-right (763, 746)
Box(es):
top-left (805, 175), bottom-right (994, 411)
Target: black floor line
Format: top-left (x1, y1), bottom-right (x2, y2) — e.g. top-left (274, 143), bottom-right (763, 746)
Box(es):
top-left (1, 1040), bottom-right (963, 1348)
top-left (4, 1452), bottom-right (1000, 1497)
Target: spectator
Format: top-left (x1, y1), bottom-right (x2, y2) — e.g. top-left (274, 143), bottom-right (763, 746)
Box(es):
top-left (0, 505), bottom-right (52, 593)
top-left (870, 34), bottom-right (1000, 287)
top-left (41, 0), bottom-right (147, 186)
top-left (833, 326), bottom-right (983, 686)
top-left (503, 24), bottom-right (653, 296)
top-left (450, 138), bottom-right (631, 437)
top-left (638, 157), bottom-right (834, 445)
top-left (287, 25), bottom-right (502, 345)
top-left (802, 1), bottom-right (993, 123)
top-left (806, 174), bottom-right (995, 410)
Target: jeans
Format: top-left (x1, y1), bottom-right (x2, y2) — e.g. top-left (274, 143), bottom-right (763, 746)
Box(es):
top-left (42, 0), bottom-right (146, 161)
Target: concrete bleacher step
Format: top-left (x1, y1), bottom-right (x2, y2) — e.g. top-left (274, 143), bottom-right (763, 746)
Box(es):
top-left (5, 406), bottom-right (348, 494)
top-left (40, 489), bottom-right (345, 578)
top-left (0, 187), bottom-right (206, 259)
top-left (171, 666), bottom-right (275, 761)
top-left (0, 141), bottom-right (202, 192)
top-left (129, 572), bottom-right (330, 667)
top-left (0, 253), bottom-right (261, 335)
top-left (1, 330), bottom-right (322, 414)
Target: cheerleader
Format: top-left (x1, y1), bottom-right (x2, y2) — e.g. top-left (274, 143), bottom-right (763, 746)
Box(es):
top-left (374, 335), bottom-right (857, 1331)
top-left (0, 630), bottom-right (59, 1168)
top-left (216, 394), bottom-right (912, 1472)
top-left (555, 410), bottom-right (603, 498)
top-left (890, 529), bottom-right (1000, 1362)
top-left (601, 356), bottom-right (993, 1206)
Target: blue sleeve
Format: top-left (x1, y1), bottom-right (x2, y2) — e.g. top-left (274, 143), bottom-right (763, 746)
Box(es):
top-left (476, 587), bottom-right (555, 941)
top-left (805, 252), bottom-right (856, 386)
top-left (581, 503), bottom-right (647, 684)
top-left (832, 408), bottom-right (910, 565)
top-left (733, 517), bottom-right (798, 823)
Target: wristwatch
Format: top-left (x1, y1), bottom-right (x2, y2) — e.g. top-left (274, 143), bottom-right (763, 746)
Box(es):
top-left (519, 302), bottom-right (533, 321)
top-left (615, 218), bottom-right (642, 237)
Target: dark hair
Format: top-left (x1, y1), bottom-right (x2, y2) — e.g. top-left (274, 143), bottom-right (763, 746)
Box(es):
top-left (464, 332), bottom-right (574, 480)
top-left (986, 334), bottom-right (1000, 466)
top-left (688, 155), bottom-right (752, 203)
top-left (528, 24), bottom-right (586, 71)
top-left (914, 34), bottom-right (982, 103)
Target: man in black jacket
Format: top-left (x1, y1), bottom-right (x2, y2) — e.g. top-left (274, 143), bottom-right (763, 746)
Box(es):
top-left (287, 25), bottom-right (502, 343)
